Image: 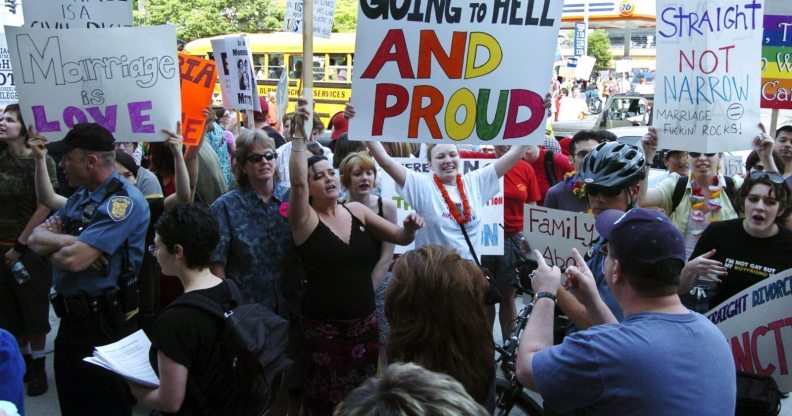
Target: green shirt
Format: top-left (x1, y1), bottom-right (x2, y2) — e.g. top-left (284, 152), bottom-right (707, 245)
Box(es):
top-left (0, 149), bottom-right (58, 245)
top-left (654, 173), bottom-right (743, 237)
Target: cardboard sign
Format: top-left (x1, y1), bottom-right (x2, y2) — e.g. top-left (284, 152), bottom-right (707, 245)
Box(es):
top-left (653, 0), bottom-right (764, 152)
top-left (178, 53), bottom-right (216, 147)
top-left (523, 205), bottom-right (597, 269)
top-left (284, 0), bottom-right (337, 39)
top-left (573, 21), bottom-right (586, 56)
top-left (761, 14), bottom-right (792, 110)
top-left (705, 268), bottom-right (792, 392)
top-left (211, 35), bottom-right (261, 112)
top-left (723, 155), bottom-right (745, 177)
top-left (24, 0), bottom-right (133, 29)
top-left (6, 25), bottom-right (181, 142)
top-left (379, 158), bottom-right (504, 255)
top-left (349, 0), bottom-right (563, 145)
top-left (0, 34), bottom-right (17, 110)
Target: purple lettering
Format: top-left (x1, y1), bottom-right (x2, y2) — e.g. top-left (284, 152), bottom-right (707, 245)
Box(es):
top-left (62, 106), bottom-right (88, 129)
top-left (85, 105), bottom-right (118, 132)
top-left (32, 106), bottom-right (61, 132)
top-left (128, 101), bottom-right (154, 133)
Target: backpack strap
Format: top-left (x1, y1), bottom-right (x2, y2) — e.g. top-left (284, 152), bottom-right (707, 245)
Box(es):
top-left (544, 150), bottom-right (558, 187)
top-left (723, 176), bottom-right (736, 208)
top-left (670, 176), bottom-right (688, 214)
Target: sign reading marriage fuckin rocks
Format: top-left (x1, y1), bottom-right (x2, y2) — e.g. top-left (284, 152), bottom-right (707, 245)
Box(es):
top-left (5, 25), bottom-right (181, 142)
top-left (654, 0), bottom-right (764, 153)
top-left (349, 0), bottom-right (563, 144)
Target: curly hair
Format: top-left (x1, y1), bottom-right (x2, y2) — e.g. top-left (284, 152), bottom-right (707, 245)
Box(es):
top-left (233, 128), bottom-right (277, 187)
top-left (736, 173), bottom-right (792, 225)
top-left (155, 203), bottom-right (219, 270)
top-left (385, 245), bottom-right (495, 404)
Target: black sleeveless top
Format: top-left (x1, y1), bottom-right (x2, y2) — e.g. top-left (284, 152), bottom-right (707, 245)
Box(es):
top-left (297, 204), bottom-right (379, 320)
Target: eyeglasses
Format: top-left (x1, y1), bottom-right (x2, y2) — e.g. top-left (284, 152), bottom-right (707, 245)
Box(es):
top-left (586, 185), bottom-right (622, 198)
top-left (147, 244), bottom-right (158, 256)
top-left (246, 151), bottom-right (277, 163)
top-left (575, 150), bottom-right (590, 159)
top-left (689, 152), bottom-right (717, 158)
top-left (750, 171), bottom-right (784, 184)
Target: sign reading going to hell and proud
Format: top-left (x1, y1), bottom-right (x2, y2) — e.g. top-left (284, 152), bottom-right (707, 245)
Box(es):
top-left (284, 0), bottom-right (337, 39)
top-left (379, 158), bottom-right (504, 255)
top-left (349, 0), bottom-right (563, 145)
top-left (0, 34), bottom-right (17, 110)
top-left (523, 205), bottom-right (597, 269)
top-left (654, 0), bottom-right (764, 153)
top-left (5, 25), bottom-right (181, 142)
top-left (178, 53), bottom-right (216, 147)
top-left (24, 0), bottom-right (133, 29)
top-left (761, 14), bottom-right (792, 109)
top-left (211, 35), bottom-right (261, 112)
top-left (705, 268), bottom-right (792, 392)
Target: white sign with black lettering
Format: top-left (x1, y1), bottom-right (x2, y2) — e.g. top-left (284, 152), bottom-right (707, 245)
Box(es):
top-left (24, 0), bottom-right (133, 29)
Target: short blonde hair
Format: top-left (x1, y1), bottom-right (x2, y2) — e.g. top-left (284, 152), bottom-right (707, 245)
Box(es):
top-left (233, 128), bottom-right (277, 187)
top-left (339, 152), bottom-right (376, 189)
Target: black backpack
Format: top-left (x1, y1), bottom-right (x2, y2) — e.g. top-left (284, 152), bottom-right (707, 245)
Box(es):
top-left (670, 176), bottom-right (737, 214)
top-left (167, 279), bottom-right (292, 415)
top-left (735, 371), bottom-right (784, 416)
top-left (545, 150), bottom-right (559, 186)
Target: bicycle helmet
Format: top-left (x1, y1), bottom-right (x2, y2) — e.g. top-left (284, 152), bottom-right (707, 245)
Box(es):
top-left (578, 141), bottom-right (646, 188)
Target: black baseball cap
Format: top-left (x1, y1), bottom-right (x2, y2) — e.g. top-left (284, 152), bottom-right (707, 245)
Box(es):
top-left (47, 123), bottom-right (116, 153)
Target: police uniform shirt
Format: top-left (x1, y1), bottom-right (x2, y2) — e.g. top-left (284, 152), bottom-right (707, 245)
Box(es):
top-left (53, 171), bottom-right (150, 297)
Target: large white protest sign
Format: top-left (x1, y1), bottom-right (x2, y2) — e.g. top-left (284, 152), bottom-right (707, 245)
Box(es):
top-left (284, 0), bottom-right (336, 39)
top-left (349, 1), bottom-right (563, 145)
top-left (705, 268), bottom-right (792, 392)
top-left (523, 205), bottom-right (597, 269)
top-left (379, 158), bottom-right (504, 255)
top-left (0, 34), bottom-right (17, 110)
top-left (211, 35), bottom-right (261, 112)
top-left (653, 0), bottom-right (764, 153)
top-left (23, 0), bottom-right (132, 29)
top-left (5, 25), bottom-right (180, 142)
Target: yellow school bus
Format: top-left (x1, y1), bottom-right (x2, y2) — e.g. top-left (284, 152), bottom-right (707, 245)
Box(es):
top-left (184, 32), bottom-right (355, 126)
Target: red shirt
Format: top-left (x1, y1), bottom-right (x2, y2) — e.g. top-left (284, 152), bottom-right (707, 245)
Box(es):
top-left (458, 151), bottom-right (540, 235)
top-left (528, 148), bottom-right (574, 205)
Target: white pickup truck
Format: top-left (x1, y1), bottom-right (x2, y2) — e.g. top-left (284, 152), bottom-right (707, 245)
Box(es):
top-left (552, 93), bottom-right (651, 139)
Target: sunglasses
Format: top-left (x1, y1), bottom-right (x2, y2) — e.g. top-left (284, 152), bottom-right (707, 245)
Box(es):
top-left (750, 171), bottom-right (784, 184)
top-left (586, 185), bottom-right (622, 198)
top-left (246, 151), bottom-right (277, 163)
top-left (689, 152), bottom-right (717, 158)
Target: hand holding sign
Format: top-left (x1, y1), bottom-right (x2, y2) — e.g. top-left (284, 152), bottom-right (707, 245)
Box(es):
top-left (563, 248), bottom-right (599, 306)
top-left (640, 126), bottom-right (659, 162)
top-left (291, 98), bottom-right (310, 139)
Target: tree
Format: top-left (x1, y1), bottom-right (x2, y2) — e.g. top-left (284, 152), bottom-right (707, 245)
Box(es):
top-left (134, 0), bottom-right (284, 42)
top-left (333, 0), bottom-right (357, 32)
top-left (587, 30), bottom-right (613, 71)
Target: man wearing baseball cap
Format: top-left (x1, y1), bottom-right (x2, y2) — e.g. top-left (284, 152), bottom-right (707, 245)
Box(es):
top-left (516, 208), bottom-right (736, 415)
top-left (29, 123), bottom-right (150, 415)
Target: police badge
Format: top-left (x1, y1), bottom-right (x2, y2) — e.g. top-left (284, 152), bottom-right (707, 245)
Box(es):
top-left (107, 196), bottom-right (133, 222)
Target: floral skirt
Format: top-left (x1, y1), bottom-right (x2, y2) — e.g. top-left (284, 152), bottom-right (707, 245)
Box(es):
top-left (301, 311), bottom-right (379, 415)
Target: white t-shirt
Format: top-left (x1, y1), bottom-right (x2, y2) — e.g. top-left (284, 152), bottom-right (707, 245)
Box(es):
top-left (397, 164), bottom-right (499, 261)
top-left (557, 97), bottom-right (588, 121)
top-left (277, 140), bottom-right (333, 189)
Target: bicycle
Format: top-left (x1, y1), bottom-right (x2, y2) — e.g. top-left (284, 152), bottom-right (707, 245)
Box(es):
top-left (494, 301), bottom-right (544, 416)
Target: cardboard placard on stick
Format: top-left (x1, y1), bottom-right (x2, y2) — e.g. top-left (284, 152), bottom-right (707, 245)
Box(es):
top-left (178, 53), bottom-right (216, 146)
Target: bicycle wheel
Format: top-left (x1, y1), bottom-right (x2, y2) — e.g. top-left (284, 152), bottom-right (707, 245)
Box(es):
top-left (494, 375), bottom-right (544, 416)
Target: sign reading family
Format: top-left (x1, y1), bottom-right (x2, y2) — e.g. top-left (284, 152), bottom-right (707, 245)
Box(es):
top-left (5, 25), bottom-right (181, 142)
top-left (349, 0), bottom-right (563, 144)
top-left (653, 0), bottom-right (764, 153)
top-left (24, 0), bottom-right (133, 29)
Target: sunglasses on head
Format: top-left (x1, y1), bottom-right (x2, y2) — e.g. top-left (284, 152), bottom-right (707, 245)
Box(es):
top-left (586, 185), bottom-right (622, 197)
top-left (689, 152), bottom-right (716, 158)
top-left (750, 171), bottom-right (784, 184)
top-left (246, 151), bottom-right (277, 163)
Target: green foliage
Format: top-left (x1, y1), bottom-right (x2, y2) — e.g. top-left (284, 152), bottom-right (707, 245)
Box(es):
top-left (333, 0), bottom-right (358, 32)
top-left (135, 0), bottom-right (285, 42)
top-left (587, 30), bottom-right (613, 71)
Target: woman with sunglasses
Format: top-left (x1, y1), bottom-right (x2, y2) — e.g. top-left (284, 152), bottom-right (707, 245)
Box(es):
top-left (681, 168), bottom-right (792, 311)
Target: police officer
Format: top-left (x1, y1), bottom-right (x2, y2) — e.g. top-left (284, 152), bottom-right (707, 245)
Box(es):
top-left (29, 123), bottom-right (150, 416)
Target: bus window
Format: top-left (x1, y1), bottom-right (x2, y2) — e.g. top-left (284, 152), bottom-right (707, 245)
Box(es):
top-left (289, 55), bottom-right (303, 80)
top-left (350, 54), bottom-right (354, 80)
top-left (253, 54), bottom-right (266, 80)
top-left (328, 54), bottom-right (348, 81)
top-left (312, 56), bottom-right (326, 81)
top-left (268, 53), bottom-right (285, 80)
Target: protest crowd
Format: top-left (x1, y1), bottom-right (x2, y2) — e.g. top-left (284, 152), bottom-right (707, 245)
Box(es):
top-left (2, 1), bottom-right (792, 416)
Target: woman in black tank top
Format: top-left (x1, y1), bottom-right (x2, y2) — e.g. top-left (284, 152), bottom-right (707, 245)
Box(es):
top-left (287, 99), bottom-right (424, 415)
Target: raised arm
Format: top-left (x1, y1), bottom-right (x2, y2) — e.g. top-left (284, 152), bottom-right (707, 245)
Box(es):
top-left (348, 202), bottom-right (422, 246)
top-left (493, 144), bottom-right (526, 178)
top-left (28, 126), bottom-right (67, 210)
top-left (754, 128), bottom-right (780, 173)
top-left (371, 200), bottom-right (397, 288)
top-left (288, 98), bottom-right (320, 244)
top-left (343, 102), bottom-right (408, 188)
top-left (163, 124), bottom-right (192, 208)
top-left (637, 126), bottom-right (664, 208)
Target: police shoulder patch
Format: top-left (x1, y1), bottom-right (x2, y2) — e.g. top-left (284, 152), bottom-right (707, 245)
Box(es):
top-left (107, 196), bottom-right (134, 222)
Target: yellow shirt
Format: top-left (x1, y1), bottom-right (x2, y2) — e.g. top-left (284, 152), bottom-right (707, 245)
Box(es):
top-left (654, 173), bottom-right (743, 237)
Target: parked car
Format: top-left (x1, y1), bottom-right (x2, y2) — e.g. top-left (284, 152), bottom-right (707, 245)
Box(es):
top-left (552, 93), bottom-right (652, 139)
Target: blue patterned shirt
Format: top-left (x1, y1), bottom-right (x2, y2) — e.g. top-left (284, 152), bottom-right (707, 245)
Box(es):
top-left (211, 183), bottom-right (301, 317)
top-left (207, 122), bottom-right (234, 188)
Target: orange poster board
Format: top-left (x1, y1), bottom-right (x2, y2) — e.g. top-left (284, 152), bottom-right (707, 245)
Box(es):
top-left (178, 53), bottom-right (217, 146)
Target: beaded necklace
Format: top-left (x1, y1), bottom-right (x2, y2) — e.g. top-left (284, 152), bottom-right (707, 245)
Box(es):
top-left (433, 174), bottom-right (471, 224)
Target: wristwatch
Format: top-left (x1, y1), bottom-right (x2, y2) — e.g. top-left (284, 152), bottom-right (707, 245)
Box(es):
top-left (533, 292), bottom-right (557, 304)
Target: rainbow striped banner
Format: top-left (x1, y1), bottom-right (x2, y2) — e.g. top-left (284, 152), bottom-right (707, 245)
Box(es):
top-left (761, 14), bottom-right (792, 109)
